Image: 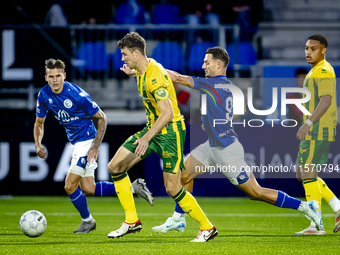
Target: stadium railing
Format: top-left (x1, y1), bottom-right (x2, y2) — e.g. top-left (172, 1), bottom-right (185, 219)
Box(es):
top-left (0, 24), bottom-right (240, 111)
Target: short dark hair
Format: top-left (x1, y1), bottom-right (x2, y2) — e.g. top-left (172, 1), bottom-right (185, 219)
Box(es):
top-left (205, 47), bottom-right (229, 68)
top-left (117, 32), bottom-right (146, 56)
top-left (308, 34), bottom-right (328, 48)
top-left (45, 58), bottom-right (66, 74)
top-left (295, 68), bottom-right (308, 77)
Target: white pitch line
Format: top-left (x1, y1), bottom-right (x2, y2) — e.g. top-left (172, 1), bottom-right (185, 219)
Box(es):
top-left (0, 212), bottom-right (336, 217)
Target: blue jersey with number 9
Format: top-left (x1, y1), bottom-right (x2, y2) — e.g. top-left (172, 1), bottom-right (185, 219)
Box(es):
top-left (193, 76), bottom-right (237, 147)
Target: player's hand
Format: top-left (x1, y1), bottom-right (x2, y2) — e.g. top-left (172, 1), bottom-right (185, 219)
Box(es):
top-left (296, 123), bottom-right (310, 140)
top-left (87, 146), bottom-right (99, 163)
top-left (133, 136), bottom-right (149, 157)
top-left (120, 64), bottom-right (137, 77)
top-left (201, 125), bottom-right (205, 131)
top-left (35, 145), bottom-right (47, 159)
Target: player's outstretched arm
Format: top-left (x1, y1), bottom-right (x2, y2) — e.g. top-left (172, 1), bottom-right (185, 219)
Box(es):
top-left (34, 116), bottom-right (47, 159)
top-left (296, 95), bottom-right (332, 140)
top-left (166, 69), bottom-right (194, 88)
top-left (133, 99), bottom-right (174, 157)
top-left (88, 109), bottom-right (107, 163)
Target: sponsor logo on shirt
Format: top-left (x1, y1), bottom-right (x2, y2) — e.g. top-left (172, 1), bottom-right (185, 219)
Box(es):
top-left (56, 110), bottom-right (79, 122)
top-left (219, 130), bottom-right (231, 137)
top-left (163, 151), bottom-right (175, 158)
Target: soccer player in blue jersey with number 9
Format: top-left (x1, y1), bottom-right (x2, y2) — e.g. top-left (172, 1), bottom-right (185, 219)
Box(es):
top-left (148, 47), bottom-right (323, 235)
top-left (34, 59), bottom-right (154, 233)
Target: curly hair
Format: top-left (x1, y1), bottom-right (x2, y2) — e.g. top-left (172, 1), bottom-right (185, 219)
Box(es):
top-left (117, 32), bottom-right (146, 56)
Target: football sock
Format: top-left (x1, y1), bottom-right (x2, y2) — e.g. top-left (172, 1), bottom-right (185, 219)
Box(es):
top-left (302, 178), bottom-right (322, 211)
top-left (111, 172), bottom-right (138, 223)
top-left (173, 211), bottom-right (185, 219)
top-left (274, 190), bottom-right (301, 210)
top-left (317, 177), bottom-right (340, 212)
top-left (68, 187), bottom-right (91, 220)
top-left (174, 201), bottom-right (186, 215)
top-left (95, 182), bottom-right (116, 196)
top-left (173, 187), bottom-right (213, 230)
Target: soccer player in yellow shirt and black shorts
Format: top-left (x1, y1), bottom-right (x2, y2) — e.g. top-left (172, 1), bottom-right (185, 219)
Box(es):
top-left (106, 32), bottom-right (217, 242)
top-left (295, 34), bottom-right (340, 235)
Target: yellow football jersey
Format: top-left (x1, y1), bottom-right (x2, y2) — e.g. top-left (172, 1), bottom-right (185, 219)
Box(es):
top-left (136, 58), bottom-right (185, 134)
top-left (303, 59), bottom-right (337, 141)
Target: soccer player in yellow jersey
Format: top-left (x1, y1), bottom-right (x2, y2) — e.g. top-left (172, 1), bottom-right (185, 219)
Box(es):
top-left (295, 34), bottom-right (340, 235)
top-left (107, 32), bottom-right (217, 242)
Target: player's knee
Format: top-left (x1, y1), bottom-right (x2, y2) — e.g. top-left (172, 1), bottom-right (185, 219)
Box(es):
top-left (165, 185), bottom-right (179, 197)
top-left (107, 161), bottom-right (123, 174)
top-left (64, 182), bottom-right (76, 195)
top-left (181, 173), bottom-right (192, 186)
top-left (82, 190), bottom-right (94, 197)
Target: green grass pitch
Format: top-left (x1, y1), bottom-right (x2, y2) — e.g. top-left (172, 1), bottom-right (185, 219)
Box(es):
top-left (0, 196), bottom-right (338, 254)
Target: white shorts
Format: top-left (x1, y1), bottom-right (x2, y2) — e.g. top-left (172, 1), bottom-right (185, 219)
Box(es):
top-left (69, 139), bottom-right (96, 177)
top-left (190, 139), bottom-right (252, 185)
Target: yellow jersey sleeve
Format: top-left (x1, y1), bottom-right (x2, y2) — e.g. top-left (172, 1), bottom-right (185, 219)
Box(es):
top-left (147, 68), bottom-right (170, 103)
top-left (315, 67), bottom-right (335, 98)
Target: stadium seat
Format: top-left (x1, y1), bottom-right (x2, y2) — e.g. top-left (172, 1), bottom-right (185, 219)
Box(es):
top-left (152, 4), bottom-right (181, 24)
top-left (115, 1), bottom-right (146, 24)
top-left (227, 42), bottom-right (257, 70)
top-left (77, 42), bottom-right (108, 71)
top-left (152, 42), bottom-right (184, 71)
top-left (112, 49), bottom-right (124, 71)
top-left (188, 42), bottom-right (215, 72)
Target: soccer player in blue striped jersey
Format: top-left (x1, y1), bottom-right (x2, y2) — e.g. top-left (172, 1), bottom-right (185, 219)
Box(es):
top-left (34, 59), bottom-right (153, 233)
top-left (147, 47), bottom-right (323, 237)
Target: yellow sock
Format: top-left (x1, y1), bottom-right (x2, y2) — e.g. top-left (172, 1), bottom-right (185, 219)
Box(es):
top-left (302, 178), bottom-right (322, 211)
top-left (111, 172), bottom-right (138, 223)
top-left (318, 177), bottom-right (336, 202)
top-left (173, 187), bottom-right (213, 230)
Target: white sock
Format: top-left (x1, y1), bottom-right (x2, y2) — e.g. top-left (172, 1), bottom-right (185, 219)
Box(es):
top-left (83, 214), bottom-right (93, 222)
top-left (172, 211), bottom-right (185, 219)
top-left (328, 197), bottom-right (340, 213)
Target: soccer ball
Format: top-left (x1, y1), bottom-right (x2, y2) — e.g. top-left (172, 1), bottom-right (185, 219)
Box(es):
top-left (19, 210), bottom-right (47, 238)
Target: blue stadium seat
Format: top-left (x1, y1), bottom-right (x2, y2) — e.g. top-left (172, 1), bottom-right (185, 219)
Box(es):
top-left (152, 4), bottom-right (181, 24)
top-left (188, 42), bottom-right (215, 72)
top-left (227, 42), bottom-right (257, 70)
top-left (112, 49), bottom-right (124, 71)
top-left (152, 42), bottom-right (184, 71)
top-left (77, 42), bottom-right (108, 71)
top-left (115, 2), bottom-right (145, 24)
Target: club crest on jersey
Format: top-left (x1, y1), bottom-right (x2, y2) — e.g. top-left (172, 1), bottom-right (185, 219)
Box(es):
top-left (156, 88), bottom-right (166, 97)
top-left (64, 99), bottom-right (73, 108)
